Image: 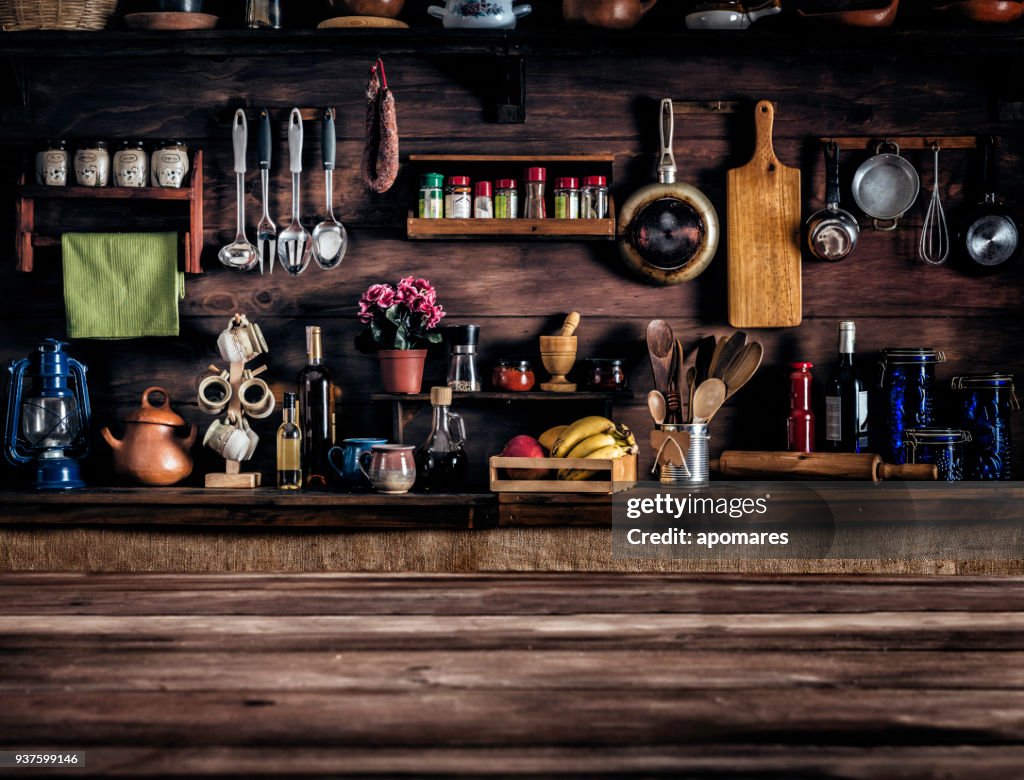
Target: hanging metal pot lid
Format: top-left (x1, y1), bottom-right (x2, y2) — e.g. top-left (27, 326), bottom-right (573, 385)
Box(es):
top-left (617, 99), bottom-right (719, 285)
top-left (851, 141), bottom-right (919, 231)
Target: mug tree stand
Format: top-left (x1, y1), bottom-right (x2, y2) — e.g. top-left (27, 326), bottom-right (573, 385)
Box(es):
top-left (205, 359), bottom-right (262, 489)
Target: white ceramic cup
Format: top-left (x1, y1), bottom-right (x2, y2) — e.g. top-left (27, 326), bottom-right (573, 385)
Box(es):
top-left (203, 416), bottom-right (251, 462)
top-left (239, 416), bottom-right (259, 461)
top-left (239, 376), bottom-right (275, 419)
top-left (217, 326), bottom-right (260, 364)
top-left (197, 371), bottom-right (232, 413)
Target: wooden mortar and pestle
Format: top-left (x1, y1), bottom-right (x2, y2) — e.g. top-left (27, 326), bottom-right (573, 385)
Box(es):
top-left (540, 311), bottom-right (580, 392)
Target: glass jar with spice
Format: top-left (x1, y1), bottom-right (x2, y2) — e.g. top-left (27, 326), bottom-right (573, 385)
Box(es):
top-left (474, 181), bottom-right (493, 218)
top-left (554, 177), bottom-right (579, 219)
top-left (524, 167), bottom-right (546, 219)
top-left (495, 179), bottom-right (518, 219)
top-left (584, 358), bottom-right (627, 391)
top-left (580, 175), bottom-right (609, 219)
top-left (491, 360), bottom-right (536, 392)
top-left (445, 175), bottom-right (472, 219)
top-left (419, 173), bottom-right (444, 219)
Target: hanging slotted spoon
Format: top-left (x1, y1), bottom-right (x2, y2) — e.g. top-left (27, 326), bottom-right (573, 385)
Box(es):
top-left (919, 144), bottom-right (949, 266)
top-left (312, 107), bottom-right (348, 270)
top-left (278, 108), bottom-right (312, 275)
top-left (218, 109), bottom-right (259, 272)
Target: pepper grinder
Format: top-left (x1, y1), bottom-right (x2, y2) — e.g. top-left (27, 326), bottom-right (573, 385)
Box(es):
top-left (446, 324), bottom-right (481, 392)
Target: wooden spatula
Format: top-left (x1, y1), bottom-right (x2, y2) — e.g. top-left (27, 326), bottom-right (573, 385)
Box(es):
top-left (646, 320), bottom-right (675, 397)
top-left (727, 100), bottom-right (801, 328)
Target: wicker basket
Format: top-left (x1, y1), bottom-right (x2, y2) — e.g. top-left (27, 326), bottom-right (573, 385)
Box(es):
top-left (0, 0), bottom-right (118, 30)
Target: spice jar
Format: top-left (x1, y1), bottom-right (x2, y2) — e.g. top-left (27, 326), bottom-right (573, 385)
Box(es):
top-left (584, 358), bottom-right (627, 391)
top-left (474, 181), bottom-right (493, 218)
top-left (879, 348), bottom-right (945, 464)
top-left (787, 362), bottom-right (815, 453)
top-left (952, 373), bottom-right (1018, 480)
top-left (495, 179), bottom-right (518, 219)
top-left (904, 428), bottom-right (971, 481)
top-left (492, 360), bottom-right (536, 392)
top-left (35, 140), bottom-right (68, 187)
top-left (445, 175), bottom-right (472, 219)
top-left (554, 177), bottom-right (579, 220)
top-left (74, 141), bottom-right (110, 187)
top-left (419, 172), bottom-right (443, 219)
top-left (580, 175), bottom-right (609, 219)
top-left (524, 167), bottom-right (546, 219)
top-left (151, 141), bottom-right (189, 188)
top-left (113, 140), bottom-right (148, 188)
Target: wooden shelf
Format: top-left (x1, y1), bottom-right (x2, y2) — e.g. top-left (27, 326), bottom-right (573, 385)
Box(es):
top-left (371, 391), bottom-right (632, 402)
top-left (407, 217), bottom-right (615, 240)
top-left (17, 184), bottom-right (195, 201)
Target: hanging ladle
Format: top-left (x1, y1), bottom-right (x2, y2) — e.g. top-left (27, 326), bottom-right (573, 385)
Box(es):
top-left (312, 107), bottom-right (348, 270)
top-left (218, 109), bottom-right (259, 271)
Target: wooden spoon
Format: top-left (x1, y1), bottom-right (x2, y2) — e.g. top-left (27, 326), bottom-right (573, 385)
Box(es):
top-left (691, 378), bottom-right (727, 424)
top-left (647, 389), bottom-right (667, 426)
top-left (723, 342), bottom-right (764, 400)
top-left (646, 320), bottom-right (676, 397)
top-left (685, 366), bottom-right (696, 423)
top-left (711, 331), bottom-right (747, 380)
top-left (694, 335), bottom-right (717, 387)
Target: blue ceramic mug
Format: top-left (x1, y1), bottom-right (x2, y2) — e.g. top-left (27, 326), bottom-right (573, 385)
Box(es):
top-left (328, 438), bottom-right (388, 488)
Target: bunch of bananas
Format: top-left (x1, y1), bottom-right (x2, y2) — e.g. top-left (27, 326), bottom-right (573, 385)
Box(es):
top-left (539, 416), bottom-right (638, 481)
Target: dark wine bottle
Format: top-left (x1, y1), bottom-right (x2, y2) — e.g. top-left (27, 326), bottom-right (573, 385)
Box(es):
top-left (297, 325), bottom-right (336, 488)
top-left (825, 320), bottom-right (869, 453)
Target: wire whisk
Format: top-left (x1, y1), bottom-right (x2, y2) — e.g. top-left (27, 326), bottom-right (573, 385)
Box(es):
top-left (919, 144), bottom-right (950, 266)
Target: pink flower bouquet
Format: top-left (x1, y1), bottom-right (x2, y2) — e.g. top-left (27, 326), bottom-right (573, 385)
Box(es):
top-left (356, 276), bottom-right (446, 352)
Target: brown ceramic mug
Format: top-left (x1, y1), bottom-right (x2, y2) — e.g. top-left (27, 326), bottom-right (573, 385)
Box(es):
top-left (563, 0), bottom-right (657, 29)
top-left (359, 444), bottom-right (417, 495)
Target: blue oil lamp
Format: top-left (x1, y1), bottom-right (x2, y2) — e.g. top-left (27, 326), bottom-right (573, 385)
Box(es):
top-left (4, 340), bottom-right (91, 490)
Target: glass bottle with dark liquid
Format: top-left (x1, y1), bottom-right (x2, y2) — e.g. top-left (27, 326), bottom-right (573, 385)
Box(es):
top-left (415, 386), bottom-right (468, 492)
top-left (297, 325), bottom-right (336, 488)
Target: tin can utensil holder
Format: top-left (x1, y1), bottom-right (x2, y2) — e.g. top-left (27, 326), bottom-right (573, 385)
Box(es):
top-left (655, 423), bottom-right (709, 487)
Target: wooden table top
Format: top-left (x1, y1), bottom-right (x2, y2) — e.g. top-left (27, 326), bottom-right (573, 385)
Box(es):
top-left (2, 573), bottom-right (1023, 778)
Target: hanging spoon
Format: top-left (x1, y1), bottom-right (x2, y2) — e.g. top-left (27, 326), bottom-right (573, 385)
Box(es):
top-left (218, 109), bottom-right (259, 271)
top-left (278, 108), bottom-right (312, 275)
top-left (312, 108), bottom-right (348, 270)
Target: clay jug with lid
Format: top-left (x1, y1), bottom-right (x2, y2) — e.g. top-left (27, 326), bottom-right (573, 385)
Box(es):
top-left (563, 0), bottom-right (657, 29)
top-left (101, 387), bottom-right (197, 486)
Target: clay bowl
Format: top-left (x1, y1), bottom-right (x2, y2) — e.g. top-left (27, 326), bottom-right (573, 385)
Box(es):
top-left (324, 0), bottom-right (404, 18)
top-left (795, 0), bottom-right (899, 26)
top-left (941, 0), bottom-right (1024, 22)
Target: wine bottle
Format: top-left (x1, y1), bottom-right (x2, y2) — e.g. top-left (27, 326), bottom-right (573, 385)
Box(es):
top-left (277, 392), bottom-right (302, 490)
top-left (825, 320), bottom-right (869, 452)
top-left (297, 325), bottom-right (336, 488)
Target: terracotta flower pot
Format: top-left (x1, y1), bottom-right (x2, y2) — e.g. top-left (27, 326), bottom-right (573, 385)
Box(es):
top-left (378, 349), bottom-right (427, 394)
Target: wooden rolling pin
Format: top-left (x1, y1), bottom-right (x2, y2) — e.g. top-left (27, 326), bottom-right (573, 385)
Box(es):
top-left (711, 451), bottom-right (938, 482)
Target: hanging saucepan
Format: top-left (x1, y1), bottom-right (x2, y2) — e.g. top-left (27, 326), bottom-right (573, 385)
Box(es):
top-left (618, 98), bottom-right (719, 285)
top-left (851, 141), bottom-right (920, 231)
top-left (806, 141), bottom-right (859, 260)
top-left (958, 136), bottom-right (1020, 273)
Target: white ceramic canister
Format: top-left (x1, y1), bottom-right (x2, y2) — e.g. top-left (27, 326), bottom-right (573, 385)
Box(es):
top-left (74, 141), bottom-right (110, 187)
top-left (151, 141), bottom-right (190, 188)
top-left (35, 140), bottom-right (68, 186)
top-left (113, 140), bottom-right (148, 188)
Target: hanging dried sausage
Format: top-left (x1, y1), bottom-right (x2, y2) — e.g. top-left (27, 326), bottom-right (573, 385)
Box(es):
top-left (363, 58), bottom-right (399, 194)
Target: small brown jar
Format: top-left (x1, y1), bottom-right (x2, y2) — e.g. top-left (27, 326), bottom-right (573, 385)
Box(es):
top-left (585, 358), bottom-right (627, 391)
top-left (492, 359), bottom-right (536, 392)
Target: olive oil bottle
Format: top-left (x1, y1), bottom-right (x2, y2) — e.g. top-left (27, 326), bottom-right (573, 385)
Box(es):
top-left (277, 392), bottom-right (302, 490)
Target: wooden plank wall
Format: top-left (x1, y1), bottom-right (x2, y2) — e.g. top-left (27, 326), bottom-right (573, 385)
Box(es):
top-left (1, 6), bottom-right (1021, 488)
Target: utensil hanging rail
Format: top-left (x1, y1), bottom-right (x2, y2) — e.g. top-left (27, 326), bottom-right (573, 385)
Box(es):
top-left (821, 136), bottom-right (980, 151)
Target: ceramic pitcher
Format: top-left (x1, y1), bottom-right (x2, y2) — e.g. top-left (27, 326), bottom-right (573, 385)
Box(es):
top-left (428, 0), bottom-right (532, 29)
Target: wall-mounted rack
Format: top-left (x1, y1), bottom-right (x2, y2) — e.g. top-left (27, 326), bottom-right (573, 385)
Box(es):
top-left (822, 136), bottom-right (980, 150)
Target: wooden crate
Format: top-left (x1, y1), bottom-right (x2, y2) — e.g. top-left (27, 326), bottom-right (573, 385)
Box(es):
top-left (489, 453), bottom-right (637, 494)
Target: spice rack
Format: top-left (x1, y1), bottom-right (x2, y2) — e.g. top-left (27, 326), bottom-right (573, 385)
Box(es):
top-left (14, 149), bottom-right (204, 274)
top-left (406, 154), bottom-right (615, 240)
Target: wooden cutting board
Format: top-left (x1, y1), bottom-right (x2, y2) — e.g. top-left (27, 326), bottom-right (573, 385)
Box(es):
top-left (727, 100), bottom-right (802, 328)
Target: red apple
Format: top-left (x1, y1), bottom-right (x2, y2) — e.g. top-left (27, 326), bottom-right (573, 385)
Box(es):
top-left (501, 435), bottom-right (551, 480)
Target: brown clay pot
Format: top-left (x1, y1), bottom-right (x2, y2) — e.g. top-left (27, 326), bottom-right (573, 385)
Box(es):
top-left (935, 0), bottom-right (1023, 22)
top-left (325, 0), bottom-right (405, 18)
top-left (796, 0), bottom-right (899, 26)
top-left (101, 387), bottom-right (197, 486)
top-left (563, 0), bottom-right (657, 29)
top-left (378, 349), bottom-right (428, 394)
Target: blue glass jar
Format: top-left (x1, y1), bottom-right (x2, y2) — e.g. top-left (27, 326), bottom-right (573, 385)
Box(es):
top-left (904, 428), bottom-right (971, 481)
top-left (879, 348), bottom-right (945, 464)
top-left (951, 374), bottom-right (1018, 480)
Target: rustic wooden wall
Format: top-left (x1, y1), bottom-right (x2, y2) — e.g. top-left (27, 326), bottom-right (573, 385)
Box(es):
top-left (1, 4), bottom-right (1021, 488)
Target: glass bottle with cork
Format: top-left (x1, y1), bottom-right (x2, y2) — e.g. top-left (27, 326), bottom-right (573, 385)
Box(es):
top-left (415, 386), bottom-right (468, 492)
top-left (277, 392), bottom-right (302, 490)
top-left (297, 325), bottom-right (336, 488)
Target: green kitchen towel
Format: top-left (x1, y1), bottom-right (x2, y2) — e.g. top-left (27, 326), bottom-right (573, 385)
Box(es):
top-left (63, 232), bottom-right (185, 339)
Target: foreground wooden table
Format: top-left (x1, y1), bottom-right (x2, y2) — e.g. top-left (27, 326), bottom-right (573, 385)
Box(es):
top-left (2, 573), bottom-right (1023, 778)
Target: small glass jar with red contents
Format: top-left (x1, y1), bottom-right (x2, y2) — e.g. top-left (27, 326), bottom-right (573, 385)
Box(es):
top-left (491, 359), bottom-right (536, 392)
top-left (584, 359), bottom-right (628, 391)
top-left (787, 362), bottom-right (815, 453)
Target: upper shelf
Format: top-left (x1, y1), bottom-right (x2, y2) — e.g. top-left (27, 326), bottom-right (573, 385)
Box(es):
top-left (2, 27), bottom-right (1024, 60)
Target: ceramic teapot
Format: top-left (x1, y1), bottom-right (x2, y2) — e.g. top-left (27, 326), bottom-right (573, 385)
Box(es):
top-left (563, 0), bottom-right (657, 29)
top-left (427, 0), bottom-right (532, 29)
top-left (101, 387), bottom-right (197, 486)
top-left (684, 0), bottom-right (781, 29)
